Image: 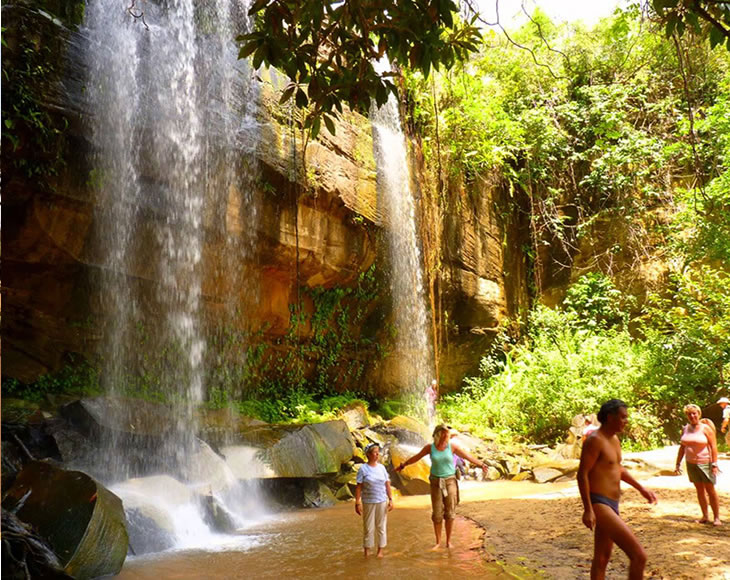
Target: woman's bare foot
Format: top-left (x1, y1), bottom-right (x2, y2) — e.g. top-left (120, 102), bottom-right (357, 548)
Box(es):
top-left (377, 548), bottom-right (385, 558)
top-left (713, 519), bottom-right (722, 526)
top-left (696, 518), bottom-right (710, 524)
top-left (363, 548), bottom-right (370, 557)
top-left (430, 543), bottom-right (441, 551)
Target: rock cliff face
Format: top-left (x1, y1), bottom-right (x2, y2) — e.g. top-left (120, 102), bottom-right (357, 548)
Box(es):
top-left (1, 3), bottom-right (531, 393)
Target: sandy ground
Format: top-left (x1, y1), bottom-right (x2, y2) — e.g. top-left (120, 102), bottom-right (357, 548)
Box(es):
top-left (458, 446), bottom-right (730, 579)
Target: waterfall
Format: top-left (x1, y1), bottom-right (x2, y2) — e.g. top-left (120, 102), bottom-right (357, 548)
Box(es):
top-left (370, 68), bottom-right (434, 408)
top-left (84, 0), bottom-right (262, 550)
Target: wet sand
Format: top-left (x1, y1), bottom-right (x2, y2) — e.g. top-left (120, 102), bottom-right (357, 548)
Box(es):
top-left (459, 448), bottom-right (730, 579)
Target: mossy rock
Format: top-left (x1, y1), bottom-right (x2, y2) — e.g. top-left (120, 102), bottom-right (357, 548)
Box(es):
top-left (2, 461), bottom-right (128, 579)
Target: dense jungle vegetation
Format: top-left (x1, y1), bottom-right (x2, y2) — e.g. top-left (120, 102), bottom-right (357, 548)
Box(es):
top-left (423, 6), bottom-right (730, 447)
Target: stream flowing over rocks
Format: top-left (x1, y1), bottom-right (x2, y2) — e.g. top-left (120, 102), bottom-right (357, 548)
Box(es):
top-left (2, 398), bottom-right (604, 578)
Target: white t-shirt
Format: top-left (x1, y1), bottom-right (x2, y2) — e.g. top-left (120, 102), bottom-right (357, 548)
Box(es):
top-left (356, 463), bottom-right (389, 504)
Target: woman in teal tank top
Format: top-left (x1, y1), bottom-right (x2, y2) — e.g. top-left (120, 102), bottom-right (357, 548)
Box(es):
top-left (395, 424), bottom-right (486, 548)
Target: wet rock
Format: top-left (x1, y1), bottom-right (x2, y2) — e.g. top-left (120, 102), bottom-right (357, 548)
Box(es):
top-left (60, 397), bottom-right (173, 438)
top-left (2, 461), bottom-right (128, 579)
top-left (124, 508), bottom-right (176, 555)
top-left (390, 444), bottom-right (430, 495)
top-left (1, 508), bottom-right (72, 580)
top-left (243, 421), bottom-right (355, 478)
top-left (111, 475), bottom-right (191, 555)
top-left (385, 415), bottom-right (430, 445)
top-left (303, 481), bottom-right (337, 508)
top-left (202, 494), bottom-right (238, 534)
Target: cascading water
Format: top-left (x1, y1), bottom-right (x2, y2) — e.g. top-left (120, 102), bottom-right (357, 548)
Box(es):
top-left (84, 0), bottom-right (263, 552)
top-left (370, 65), bottom-right (434, 412)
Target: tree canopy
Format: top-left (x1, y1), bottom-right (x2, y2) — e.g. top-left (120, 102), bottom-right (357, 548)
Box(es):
top-left (238, 0), bottom-right (481, 137)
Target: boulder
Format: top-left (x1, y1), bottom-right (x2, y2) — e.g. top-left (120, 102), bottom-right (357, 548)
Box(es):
top-left (511, 471), bottom-right (533, 482)
top-left (2, 461), bottom-right (128, 579)
top-left (390, 444), bottom-right (431, 495)
top-left (533, 467), bottom-right (564, 484)
top-left (335, 484), bottom-right (354, 500)
top-left (386, 415), bottom-right (430, 444)
top-left (338, 402), bottom-right (370, 430)
top-left (242, 421), bottom-right (355, 478)
top-left (303, 481), bottom-right (337, 508)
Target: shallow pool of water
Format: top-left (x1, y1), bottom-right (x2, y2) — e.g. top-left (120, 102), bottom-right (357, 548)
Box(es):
top-left (114, 481), bottom-right (553, 579)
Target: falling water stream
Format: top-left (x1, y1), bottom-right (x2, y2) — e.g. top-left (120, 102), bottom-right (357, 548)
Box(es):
top-left (85, 0), bottom-right (260, 551)
top-left (370, 65), bottom-right (434, 409)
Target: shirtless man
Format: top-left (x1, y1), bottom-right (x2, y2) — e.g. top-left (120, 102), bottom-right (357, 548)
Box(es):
top-left (577, 399), bottom-right (657, 579)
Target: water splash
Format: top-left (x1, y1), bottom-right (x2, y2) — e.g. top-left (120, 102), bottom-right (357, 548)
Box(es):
top-left (84, 0), bottom-right (262, 550)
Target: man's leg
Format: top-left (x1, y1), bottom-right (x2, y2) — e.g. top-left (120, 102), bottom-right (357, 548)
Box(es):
top-left (693, 482), bottom-right (709, 522)
top-left (593, 504), bottom-right (647, 580)
top-left (591, 518), bottom-right (613, 580)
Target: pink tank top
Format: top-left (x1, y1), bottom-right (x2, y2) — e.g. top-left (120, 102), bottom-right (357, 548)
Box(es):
top-left (681, 425), bottom-right (711, 464)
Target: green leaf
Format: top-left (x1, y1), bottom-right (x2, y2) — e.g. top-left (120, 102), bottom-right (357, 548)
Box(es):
top-left (252, 46), bottom-right (266, 70)
top-left (295, 88), bottom-right (308, 108)
top-left (279, 84), bottom-right (296, 104)
top-left (709, 25), bottom-right (725, 49)
top-left (323, 114), bottom-right (335, 136)
top-left (238, 41), bottom-right (259, 60)
top-left (311, 116), bottom-right (321, 139)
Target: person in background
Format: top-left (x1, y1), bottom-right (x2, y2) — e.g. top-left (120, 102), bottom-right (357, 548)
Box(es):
top-left (395, 424), bottom-right (486, 549)
top-left (355, 443), bottom-right (393, 557)
top-left (583, 413), bottom-right (600, 442)
top-left (719, 396), bottom-right (730, 449)
top-left (578, 399), bottom-right (657, 580)
top-left (675, 404), bottom-right (721, 526)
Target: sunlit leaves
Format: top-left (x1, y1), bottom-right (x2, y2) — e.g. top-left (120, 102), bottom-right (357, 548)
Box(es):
top-left (650, 0), bottom-right (730, 50)
top-left (237, 0), bottom-right (481, 137)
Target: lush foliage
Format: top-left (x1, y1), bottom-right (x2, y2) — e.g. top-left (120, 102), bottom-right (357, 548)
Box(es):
top-left (648, 0), bottom-right (730, 49)
top-left (442, 281), bottom-right (663, 449)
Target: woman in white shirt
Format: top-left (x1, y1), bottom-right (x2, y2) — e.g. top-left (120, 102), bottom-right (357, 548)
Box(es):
top-left (355, 443), bottom-right (393, 556)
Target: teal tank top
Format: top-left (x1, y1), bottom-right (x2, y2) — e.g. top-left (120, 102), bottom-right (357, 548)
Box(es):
top-left (430, 442), bottom-right (456, 478)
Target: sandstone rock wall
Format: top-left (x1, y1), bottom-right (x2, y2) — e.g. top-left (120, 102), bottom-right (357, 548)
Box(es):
top-left (2, 4), bottom-right (534, 395)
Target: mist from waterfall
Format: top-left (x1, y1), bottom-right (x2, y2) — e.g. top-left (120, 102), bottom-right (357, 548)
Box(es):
top-left (84, 0), bottom-right (262, 549)
top-left (370, 71), bottom-right (434, 404)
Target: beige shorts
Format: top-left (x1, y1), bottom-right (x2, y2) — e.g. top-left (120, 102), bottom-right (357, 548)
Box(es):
top-left (429, 475), bottom-right (458, 523)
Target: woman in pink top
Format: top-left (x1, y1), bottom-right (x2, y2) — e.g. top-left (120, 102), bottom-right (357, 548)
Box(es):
top-left (675, 404), bottom-right (721, 526)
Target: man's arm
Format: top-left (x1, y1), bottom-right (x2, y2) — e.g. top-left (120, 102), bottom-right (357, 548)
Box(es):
top-left (577, 436), bottom-right (600, 530)
top-left (620, 467), bottom-right (657, 504)
top-left (722, 410), bottom-right (729, 433)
